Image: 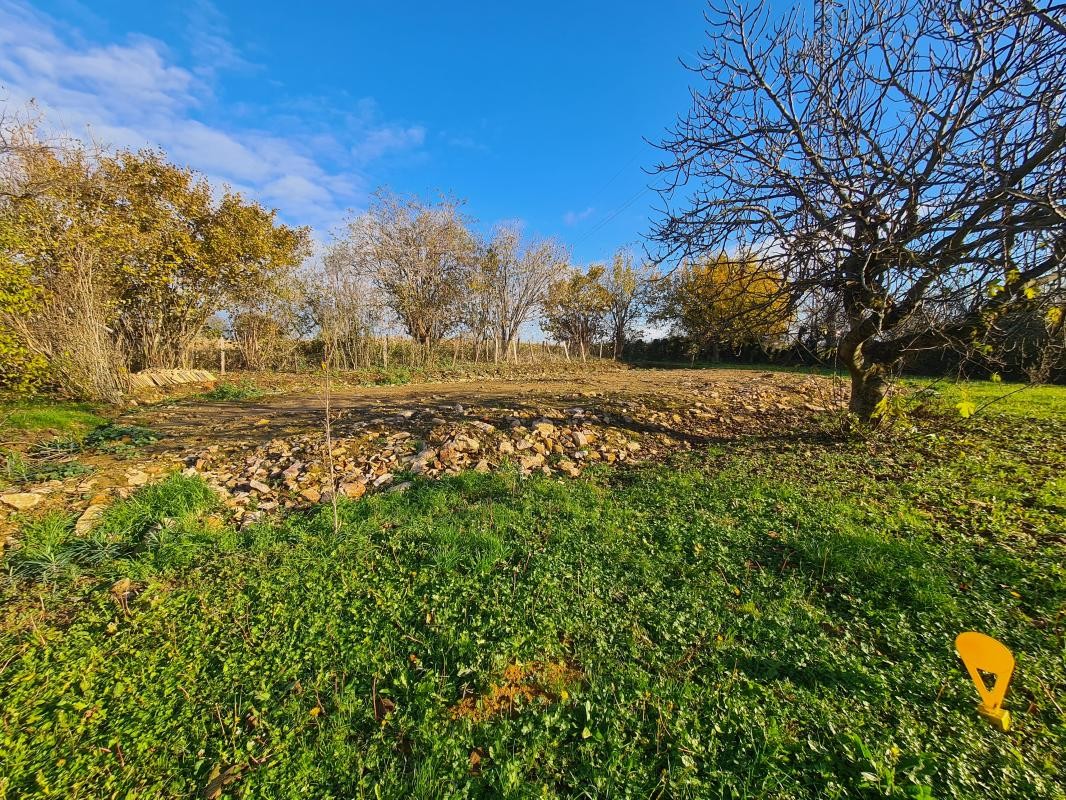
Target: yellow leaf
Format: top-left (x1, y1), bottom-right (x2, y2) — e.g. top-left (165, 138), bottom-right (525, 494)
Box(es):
top-left (956, 400), bottom-right (977, 418)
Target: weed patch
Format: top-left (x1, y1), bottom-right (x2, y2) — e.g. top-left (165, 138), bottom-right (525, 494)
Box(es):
top-left (4, 474), bottom-right (219, 586)
top-left (451, 661), bottom-right (584, 722)
top-left (1, 449), bottom-right (92, 486)
top-left (82, 423), bottom-right (160, 454)
top-left (202, 380), bottom-right (266, 402)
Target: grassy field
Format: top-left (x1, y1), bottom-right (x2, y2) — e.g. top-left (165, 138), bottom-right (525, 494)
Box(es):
top-left (0, 383), bottom-right (1063, 798)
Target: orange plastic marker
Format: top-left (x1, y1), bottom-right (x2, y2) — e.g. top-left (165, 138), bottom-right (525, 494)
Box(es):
top-left (954, 631), bottom-right (1014, 731)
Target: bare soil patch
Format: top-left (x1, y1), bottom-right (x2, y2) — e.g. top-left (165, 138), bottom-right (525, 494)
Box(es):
top-left (1, 368), bottom-right (847, 535)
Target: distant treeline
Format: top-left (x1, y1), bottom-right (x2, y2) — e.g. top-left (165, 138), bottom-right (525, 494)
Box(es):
top-left (623, 336), bottom-right (1066, 384)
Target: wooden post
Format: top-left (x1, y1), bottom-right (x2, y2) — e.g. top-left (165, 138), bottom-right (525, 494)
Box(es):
top-left (528, 341), bottom-right (535, 364)
top-left (562, 341), bottom-right (570, 362)
top-left (219, 334), bottom-right (226, 378)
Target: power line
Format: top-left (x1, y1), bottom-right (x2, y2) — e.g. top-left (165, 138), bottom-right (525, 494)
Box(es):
top-left (572, 185), bottom-right (653, 247)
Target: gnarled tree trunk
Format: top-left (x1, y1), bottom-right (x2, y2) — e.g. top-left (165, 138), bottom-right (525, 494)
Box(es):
top-left (840, 332), bottom-right (891, 423)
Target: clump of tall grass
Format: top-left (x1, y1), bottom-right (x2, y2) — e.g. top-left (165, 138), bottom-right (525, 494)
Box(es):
top-left (4, 474), bottom-right (219, 585)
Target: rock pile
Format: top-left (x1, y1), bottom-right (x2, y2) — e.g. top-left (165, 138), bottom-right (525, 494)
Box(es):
top-left (180, 404), bottom-right (648, 524)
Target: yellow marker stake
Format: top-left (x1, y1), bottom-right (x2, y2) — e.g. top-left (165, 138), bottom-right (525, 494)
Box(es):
top-left (954, 631), bottom-right (1014, 732)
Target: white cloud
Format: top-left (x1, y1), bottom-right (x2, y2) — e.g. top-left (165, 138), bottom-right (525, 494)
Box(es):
top-left (563, 206), bottom-right (595, 226)
top-left (262, 174), bottom-right (333, 207)
top-left (183, 0), bottom-right (254, 77)
top-left (351, 124), bottom-right (426, 164)
top-left (0, 0), bottom-right (424, 232)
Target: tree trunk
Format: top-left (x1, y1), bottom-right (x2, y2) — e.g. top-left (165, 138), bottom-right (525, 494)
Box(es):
top-left (848, 366), bottom-right (890, 421)
top-left (840, 330), bottom-right (891, 423)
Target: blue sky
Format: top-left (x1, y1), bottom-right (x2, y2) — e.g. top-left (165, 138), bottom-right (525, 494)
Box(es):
top-left (0, 0), bottom-right (709, 262)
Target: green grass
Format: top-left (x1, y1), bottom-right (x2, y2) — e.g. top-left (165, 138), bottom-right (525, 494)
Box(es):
top-left (3, 475), bottom-right (218, 584)
top-left (0, 398), bottom-right (108, 435)
top-left (902, 378), bottom-right (1066, 421)
top-left (0, 396), bottom-right (1063, 798)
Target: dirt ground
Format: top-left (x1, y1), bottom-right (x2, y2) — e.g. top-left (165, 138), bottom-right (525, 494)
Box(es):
top-left (134, 367), bottom-right (846, 448)
top-left (2, 367), bottom-right (850, 537)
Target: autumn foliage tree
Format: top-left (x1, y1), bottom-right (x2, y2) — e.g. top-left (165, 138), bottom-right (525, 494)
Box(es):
top-left (601, 248), bottom-right (652, 359)
top-left (0, 109), bottom-right (47, 390)
top-left (99, 151), bottom-right (311, 370)
top-left (542, 265), bottom-right (611, 359)
top-left (0, 130), bottom-right (310, 397)
top-left (659, 254), bottom-right (790, 360)
top-left (1, 137), bottom-right (131, 398)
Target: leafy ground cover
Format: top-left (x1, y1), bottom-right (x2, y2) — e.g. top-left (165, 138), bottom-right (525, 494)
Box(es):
top-left (903, 379), bottom-right (1066, 421)
top-left (0, 385), bottom-right (1063, 799)
top-left (1, 421), bottom-right (161, 490)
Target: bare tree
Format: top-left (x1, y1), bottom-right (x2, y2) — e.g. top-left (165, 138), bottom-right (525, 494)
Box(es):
top-left (651, 0), bottom-right (1066, 420)
top-left (482, 224), bottom-right (569, 361)
top-left (345, 190), bottom-right (476, 356)
top-left (459, 240), bottom-right (498, 363)
top-left (307, 238), bottom-right (390, 370)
